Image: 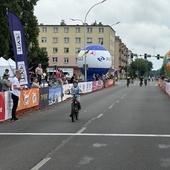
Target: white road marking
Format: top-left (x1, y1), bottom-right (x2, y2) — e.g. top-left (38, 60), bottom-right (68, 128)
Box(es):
top-left (158, 144), bottom-right (170, 149)
top-left (31, 157), bottom-right (51, 170)
top-left (1, 133), bottom-right (170, 138)
top-left (76, 127), bottom-right (86, 134)
top-left (121, 94), bottom-right (127, 99)
top-left (109, 103), bottom-right (115, 109)
top-left (79, 156), bottom-right (94, 165)
top-left (93, 143), bottom-right (107, 147)
top-left (97, 114), bottom-right (103, 118)
top-left (84, 117), bottom-right (96, 127)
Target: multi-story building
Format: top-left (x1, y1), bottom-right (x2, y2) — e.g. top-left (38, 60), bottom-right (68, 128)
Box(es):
top-left (38, 23), bottom-right (117, 77)
top-left (114, 36), bottom-right (129, 79)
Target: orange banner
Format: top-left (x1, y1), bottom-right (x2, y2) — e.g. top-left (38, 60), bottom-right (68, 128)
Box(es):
top-left (17, 88), bottom-right (39, 111)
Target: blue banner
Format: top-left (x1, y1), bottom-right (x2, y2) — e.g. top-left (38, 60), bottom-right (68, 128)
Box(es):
top-left (49, 86), bottom-right (62, 105)
top-left (8, 11), bottom-right (29, 86)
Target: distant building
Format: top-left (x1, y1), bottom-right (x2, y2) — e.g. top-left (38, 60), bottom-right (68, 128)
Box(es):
top-left (115, 36), bottom-right (129, 79)
top-left (38, 23), bottom-right (129, 78)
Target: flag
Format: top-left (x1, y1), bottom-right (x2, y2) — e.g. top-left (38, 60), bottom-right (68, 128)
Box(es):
top-left (8, 10), bottom-right (29, 86)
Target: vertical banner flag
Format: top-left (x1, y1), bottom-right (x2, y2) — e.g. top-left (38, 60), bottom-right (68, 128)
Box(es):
top-left (8, 11), bottom-right (29, 86)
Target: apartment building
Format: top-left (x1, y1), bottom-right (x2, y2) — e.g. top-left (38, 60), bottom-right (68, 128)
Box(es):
top-left (115, 36), bottom-right (130, 79)
top-left (38, 23), bottom-right (116, 76)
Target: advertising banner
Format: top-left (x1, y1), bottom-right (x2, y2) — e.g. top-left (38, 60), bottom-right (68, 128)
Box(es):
top-left (5, 91), bottom-right (13, 120)
top-left (49, 86), bottom-right (62, 105)
top-left (62, 84), bottom-right (72, 101)
top-left (17, 88), bottom-right (39, 111)
top-left (8, 11), bottom-right (29, 86)
top-left (0, 92), bottom-right (5, 121)
top-left (96, 80), bottom-right (103, 89)
top-left (39, 87), bottom-right (49, 109)
top-left (92, 81), bottom-right (96, 91)
top-left (79, 82), bottom-right (86, 93)
top-left (105, 79), bottom-right (114, 87)
top-left (86, 82), bottom-right (93, 93)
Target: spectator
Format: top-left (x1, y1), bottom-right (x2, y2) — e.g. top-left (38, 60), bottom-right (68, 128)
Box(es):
top-left (31, 77), bottom-right (40, 88)
top-left (11, 70), bottom-right (27, 121)
top-left (56, 69), bottom-right (61, 80)
top-left (93, 74), bottom-right (96, 81)
top-left (70, 74), bottom-right (76, 83)
top-left (102, 74), bottom-right (107, 88)
top-left (3, 69), bottom-right (9, 79)
top-left (35, 63), bottom-right (43, 85)
top-left (0, 77), bottom-right (2, 91)
top-left (95, 74), bottom-right (99, 81)
top-left (63, 77), bottom-right (68, 84)
top-left (1, 73), bottom-right (11, 91)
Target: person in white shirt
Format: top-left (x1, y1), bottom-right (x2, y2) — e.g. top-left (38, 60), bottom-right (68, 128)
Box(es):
top-left (11, 70), bottom-right (27, 121)
top-left (35, 63), bottom-right (43, 85)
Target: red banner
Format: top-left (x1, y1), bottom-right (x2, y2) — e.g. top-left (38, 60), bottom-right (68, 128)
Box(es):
top-left (0, 92), bottom-right (5, 121)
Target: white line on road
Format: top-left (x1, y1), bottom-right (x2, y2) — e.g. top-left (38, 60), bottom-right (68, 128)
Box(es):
top-left (108, 105), bottom-right (113, 109)
top-left (76, 127), bottom-right (87, 134)
top-left (121, 94), bottom-right (127, 99)
top-left (31, 157), bottom-right (51, 170)
top-left (97, 114), bottom-right (103, 118)
top-left (2, 133), bottom-right (170, 138)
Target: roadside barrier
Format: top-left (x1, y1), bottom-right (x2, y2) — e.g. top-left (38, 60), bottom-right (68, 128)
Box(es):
top-left (158, 79), bottom-right (170, 96)
top-left (0, 79), bottom-right (115, 121)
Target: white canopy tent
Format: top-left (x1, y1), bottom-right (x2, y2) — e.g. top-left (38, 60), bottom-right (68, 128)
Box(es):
top-left (0, 57), bottom-right (16, 80)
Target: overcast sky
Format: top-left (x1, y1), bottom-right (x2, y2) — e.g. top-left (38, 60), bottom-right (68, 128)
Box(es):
top-left (34, 0), bottom-right (170, 70)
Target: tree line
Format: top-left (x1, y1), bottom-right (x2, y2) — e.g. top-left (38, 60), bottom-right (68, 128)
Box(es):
top-left (0, 0), bottom-right (48, 72)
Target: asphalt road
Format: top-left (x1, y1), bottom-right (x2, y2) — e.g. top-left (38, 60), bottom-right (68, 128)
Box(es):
top-left (1, 80), bottom-right (170, 170)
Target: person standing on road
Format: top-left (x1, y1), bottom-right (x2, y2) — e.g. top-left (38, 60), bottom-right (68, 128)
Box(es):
top-left (35, 63), bottom-right (43, 85)
top-left (11, 70), bottom-right (27, 121)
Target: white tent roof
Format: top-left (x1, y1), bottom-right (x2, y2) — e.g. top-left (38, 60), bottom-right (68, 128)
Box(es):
top-left (8, 58), bottom-right (16, 67)
top-left (0, 57), bottom-right (9, 66)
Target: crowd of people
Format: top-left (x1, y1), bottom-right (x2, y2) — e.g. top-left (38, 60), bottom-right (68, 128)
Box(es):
top-left (0, 64), bottom-right (116, 121)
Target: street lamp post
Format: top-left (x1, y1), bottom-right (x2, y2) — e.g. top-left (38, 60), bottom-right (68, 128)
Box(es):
top-left (110, 22), bottom-right (120, 76)
top-left (71, 0), bottom-right (107, 82)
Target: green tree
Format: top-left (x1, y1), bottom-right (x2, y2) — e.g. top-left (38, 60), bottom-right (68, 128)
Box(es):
top-left (0, 0), bottom-right (49, 71)
top-left (0, 0), bottom-right (20, 58)
top-left (130, 58), bottom-right (153, 77)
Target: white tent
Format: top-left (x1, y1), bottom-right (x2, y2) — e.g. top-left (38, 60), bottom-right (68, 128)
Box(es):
top-left (0, 57), bottom-right (16, 80)
top-left (8, 58), bottom-right (16, 68)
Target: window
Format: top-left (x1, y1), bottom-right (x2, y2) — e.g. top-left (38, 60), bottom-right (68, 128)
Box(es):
top-left (99, 27), bottom-right (104, 33)
top-left (64, 47), bottom-right (69, 53)
top-left (42, 27), bottom-right (47, 33)
top-left (53, 37), bottom-right (58, 43)
top-left (75, 37), bottom-right (81, 43)
top-left (52, 57), bottom-right (58, 63)
top-left (53, 27), bottom-right (58, 33)
top-left (76, 27), bottom-right (80, 33)
top-left (64, 37), bottom-right (69, 43)
top-left (64, 57), bottom-right (69, 63)
top-left (53, 47), bottom-right (58, 53)
top-left (87, 27), bottom-right (92, 33)
top-left (41, 37), bottom-right (47, 43)
top-left (64, 27), bottom-right (69, 33)
top-left (87, 37), bottom-right (92, 44)
top-left (75, 48), bottom-right (81, 54)
top-left (42, 47), bottom-right (47, 52)
top-left (98, 38), bottom-right (103, 45)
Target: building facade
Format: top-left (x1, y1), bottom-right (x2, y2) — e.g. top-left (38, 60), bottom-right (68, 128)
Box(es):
top-left (38, 24), bottom-right (116, 77)
top-left (114, 36), bottom-right (130, 79)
